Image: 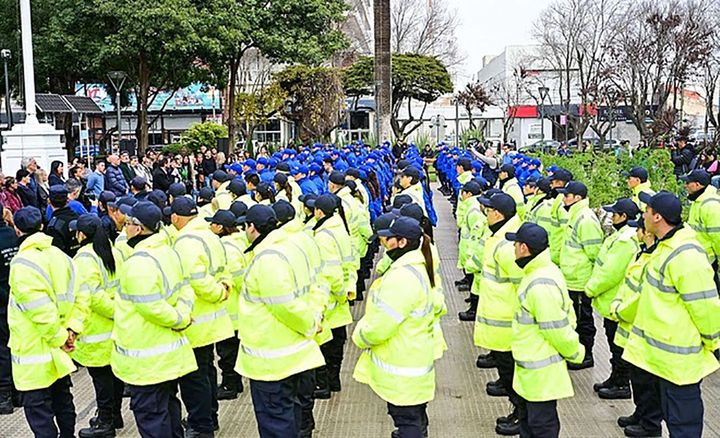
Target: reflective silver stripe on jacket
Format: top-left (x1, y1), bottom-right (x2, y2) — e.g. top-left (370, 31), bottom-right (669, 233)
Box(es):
top-left (11, 257), bottom-right (51, 289)
top-left (175, 234), bottom-right (224, 277)
top-left (11, 353), bottom-right (52, 365)
top-left (193, 308), bottom-right (228, 325)
top-left (368, 351), bottom-right (434, 377)
top-left (477, 316), bottom-right (512, 328)
top-left (518, 278), bottom-right (564, 304)
top-left (242, 285), bottom-right (310, 305)
top-left (76, 251), bottom-right (111, 289)
top-left (9, 296), bottom-right (52, 312)
top-left (646, 243), bottom-right (710, 297)
top-left (515, 354), bottom-right (564, 369)
top-left (79, 332), bottom-right (112, 344)
top-left (241, 339), bottom-right (314, 359)
top-left (115, 337), bottom-right (189, 359)
top-left (631, 326), bottom-right (702, 355)
top-left (616, 326), bottom-right (630, 339)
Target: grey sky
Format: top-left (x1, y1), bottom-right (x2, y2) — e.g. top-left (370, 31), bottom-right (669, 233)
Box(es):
top-left (450, 0), bottom-right (554, 84)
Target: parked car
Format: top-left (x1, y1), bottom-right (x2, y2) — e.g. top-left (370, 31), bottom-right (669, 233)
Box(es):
top-left (519, 140), bottom-right (561, 154)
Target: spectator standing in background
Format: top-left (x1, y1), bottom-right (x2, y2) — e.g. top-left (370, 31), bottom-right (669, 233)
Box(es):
top-left (86, 161), bottom-right (106, 198)
top-left (105, 154), bottom-right (129, 196)
top-left (670, 137), bottom-right (696, 177)
top-left (48, 161), bottom-right (65, 187)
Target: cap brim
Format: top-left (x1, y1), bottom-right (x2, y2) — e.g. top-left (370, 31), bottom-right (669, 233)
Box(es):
top-left (162, 207), bottom-right (172, 216)
top-left (556, 188), bottom-right (569, 194)
top-left (505, 232), bottom-right (519, 242)
top-left (204, 216), bottom-right (214, 222)
top-left (602, 205), bottom-right (617, 213)
top-left (478, 197), bottom-right (494, 207)
top-left (621, 171), bottom-right (631, 177)
top-left (235, 216), bottom-right (248, 225)
top-left (638, 191), bottom-right (654, 205)
top-left (68, 220), bottom-right (78, 233)
top-left (678, 175), bottom-right (690, 182)
top-left (306, 200), bottom-right (316, 209)
top-left (377, 229), bottom-right (396, 237)
top-left (119, 204), bottom-right (134, 216)
top-left (627, 220), bottom-right (642, 228)
top-left (107, 202), bottom-right (119, 209)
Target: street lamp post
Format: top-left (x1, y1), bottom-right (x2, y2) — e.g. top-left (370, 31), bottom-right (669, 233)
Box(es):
top-left (1, 49), bottom-right (11, 129)
top-left (538, 87), bottom-right (550, 141)
top-left (607, 89), bottom-right (619, 143)
top-left (108, 71), bottom-right (127, 153)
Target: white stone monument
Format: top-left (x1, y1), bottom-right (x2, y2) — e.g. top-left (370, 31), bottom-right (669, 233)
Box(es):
top-left (1, 0), bottom-right (65, 174)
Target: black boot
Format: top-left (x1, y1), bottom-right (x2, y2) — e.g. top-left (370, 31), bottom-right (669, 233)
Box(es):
top-left (79, 419), bottom-right (116, 438)
top-left (328, 365), bottom-right (342, 392)
top-left (459, 295), bottom-right (478, 321)
top-left (485, 379), bottom-right (507, 397)
top-left (496, 408), bottom-right (518, 425)
top-left (0, 390), bottom-right (13, 415)
top-left (567, 354), bottom-right (594, 370)
top-left (593, 373), bottom-right (614, 392)
top-left (476, 353), bottom-right (496, 369)
top-left (623, 424), bottom-right (661, 437)
top-left (617, 414), bottom-right (638, 428)
top-left (90, 412), bottom-right (124, 430)
top-left (217, 382), bottom-right (239, 400)
top-left (495, 417), bottom-right (520, 436)
top-left (598, 385), bottom-right (631, 400)
top-left (313, 366), bottom-right (331, 399)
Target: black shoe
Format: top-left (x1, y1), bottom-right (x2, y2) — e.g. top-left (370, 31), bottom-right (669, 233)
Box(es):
top-left (496, 409), bottom-right (518, 425)
top-left (313, 387), bottom-right (331, 399)
top-left (458, 310), bottom-right (476, 321)
top-left (485, 380), bottom-right (507, 397)
top-left (464, 296), bottom-right (472, 303)
top-left (184, 428), bottom-right (214, 438)
top-left (0, 391), bottom-right (13, 415)
top-left (617, 414), bottom-right (638, 428)
top-left (391, 426), bottom-right (428, 438)
top-left (598, 385), bottom-right (631, 400)
top-left (217, 384), bottom-right (238, 400)
top-left (495, 418), bottom-right (520, 436)
top-left (79, 420), bottom-right (116, 438)
top-left (90, 415), bottom-right (124, 430)
top-left (593, 376), bottom-right (613, 392)
top-left (457, 283), bottom-right (470, 292)
top-left (454, 278), bottom-right (469, 286)
top-left (476, 353), bottom-right (497, 369)
top-left (623, 424), bottom-right (661, 437)
top-left (567, 356), bottom-right (594, 370)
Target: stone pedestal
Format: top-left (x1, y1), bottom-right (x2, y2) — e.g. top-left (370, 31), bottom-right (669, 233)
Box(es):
top-left (1, 121), bottom-right (66, 173)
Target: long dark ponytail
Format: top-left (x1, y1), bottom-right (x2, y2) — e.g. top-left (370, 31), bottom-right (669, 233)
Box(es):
top-left (334, 195), bottom-right (351, 235)
top-left (420, 233), bottom-right (435, 289)
top-left (90, 226), bottom-right (117, 275)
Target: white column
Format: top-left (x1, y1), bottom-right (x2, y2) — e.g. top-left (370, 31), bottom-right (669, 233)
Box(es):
top-left (19, 0), bottom-right (37, 124)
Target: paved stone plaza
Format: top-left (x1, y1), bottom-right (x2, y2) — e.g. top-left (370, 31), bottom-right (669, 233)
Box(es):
top-left (1, 187), bottom-right (718, 437)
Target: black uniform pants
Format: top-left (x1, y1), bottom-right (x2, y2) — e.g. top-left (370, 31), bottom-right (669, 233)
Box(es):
top-left (659, 377), bottom-right (704, 437)
top-left (179, 345), bottom-right (217, 433)
top-left (22, 375), bottom-right (75, 438)
top-left (387, 402), bottom-right (428, 438)
top-left (87, 365), bottom-right (123, 423)
top-left (629, 364), bottom-right (662, 433)
top-left (216, 332), bottom-right (242, 389)
top-left (250, 373), bottom-right (302, 438)
top-left (569, 291), bottom-right (596, 356)
top-left (0, 310), bottom-right (11, 391)
top-left (128, 380), bottom-right (182, 438)
top-left (492, 350), bottom-right (520, 408)
top-left (518, 398), bottom-right (559, 438)
top-left (296, 370), bottom-right (316, 433)
top-left (320, 326), bottom-right (347, 389)
top-left (602, 319), bottom-right (629, 385)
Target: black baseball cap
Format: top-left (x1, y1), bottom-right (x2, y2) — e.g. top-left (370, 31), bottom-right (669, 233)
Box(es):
top-left (397, 159), bottom-right (411, 170)
top-left (399, 203), bottom-right (424, 222)
top-left (462, 181), bottom-right (482, 196)
top-left (479, 193), bottom-right (517, 218)
top-left (228, 179), bottom-right (247, 196)
top-left (401, 166), bottom-right (422, 179)
top-left (256, 182), bottom-right (274, 198)
top-left (557, 181), bottom-right (588, 198)
top-left (167, 182), bottom-right (186, 197)
top-left (274, 172), bottom-right (288, 185)
top-left (373, 212), bottom-right (397, 236)
top-left (329, 171), bottom-right (346, 185)
top-left (346, 168), bottom-right (361, 179)
top-left (276, 162), bottom-right (291, 172)
top-left (536, 177), bottom-right (552, 193)
top-left (69, 214), bottom-right (102, 234)
top-left (603, 198), bottom-right (640, 218)
top-left (13, 206), bottom-right (43, 233)
top-left (314, 194), bottom-right (338, 215)
top-left (623, 166), bottom-right (649, 182)
top-left (131, 176), bottom-right (148, 191)
top-left (272, 200), bottom-right (296, 223)
top-left (300, 194), bottom-right (318, 209)
top-left (98, 191), bottom-right (116, 205)
top-left (500, 164), bottom-right (516, 177)
top-left (679, 169), bottom-right (712, 186)
top-left (391, 194), bottom-right (413, 210)
top-left (49, 184), bottom-right (69, 201)
top-left (506, 222), bottom-right (549, 254)
top-left (198, 187), bottom-right (215, 201)
top-left (550, 168), bottom-right (573, 182)
top-left (237, 204), bottom-right (277, 227)
top-left (163, 197), bottom-right (198, 217)
top-left (108, 196), bottom-right (137, 210)
top-left (628, 219), bottom-right (645, 230)
top-left (205, 210), bottom-right (237, 227)
top-left (377, 216), bottom-right (422, 240)
top-left (213, 170), bottom-right (231, 183)
top-left (147, 190), bottom-right (168, 209)
top-left (123, 201), bottom-right (163, 232)
top-left (229, 201), bottom-right (248, 219)
top-left (639, 191), bottom-right (682, 225)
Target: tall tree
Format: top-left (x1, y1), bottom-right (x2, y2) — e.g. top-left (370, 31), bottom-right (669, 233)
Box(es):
top-left (455, 82), bottom-right (493, 129)
top-left (374, 0), bottom-right (393, 142)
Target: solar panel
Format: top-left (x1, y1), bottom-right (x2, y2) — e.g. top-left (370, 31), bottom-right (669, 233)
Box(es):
top-left (63, 95), bottom-right (104, 114)
top-left (35, 94), bottom-right (73, 113)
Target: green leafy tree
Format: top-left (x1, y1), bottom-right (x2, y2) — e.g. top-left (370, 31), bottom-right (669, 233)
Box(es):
top-left (275, 65), bottom-right (345, 143)
top-left (345, 53), bottom-right (453, 140)
top-left (234, 81), bottom-right (287, 153)
top-left (179, 121), bottom-right (228, 152)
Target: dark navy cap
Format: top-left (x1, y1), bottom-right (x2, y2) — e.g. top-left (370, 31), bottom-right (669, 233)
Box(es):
top-left (628, 219), bottom-right (645, 229)
top-left (49, 184), bottom-right (69, 200)
top-left (131, 176), bottom-right (148, 191)
top-left (399, 203), bottom-right (424, 222)
top-left (205, 210), bottom-right (237, 227)
top-left (525, 176), bottom-right (539, 187)
top-left (168, 182), bottom-right (186, 197)
top-left (272, 200), bottom-right (296, 223)
top-left (500, 164), bottom-right (516, 177)
top-left (198, 187), bottom-right (215, 201)
top-left (483, 188), bottom-right (503, 198)
top-left (623, 166), bottom-right (649, 182)
top-left (603, 198), bottom-right (640, 218)
top-left (13, 206), bottom-right (43, 233)
top-left (506, 222), bottom-right (549, 253)
top-left (228, 179), bottom-right (246, 196)
top-left (345, 179), bottom-right (357, 192)
top-left (536, 177), bottom-right (552, 193)
top-left (462, 180), bottom-right (482, 196)
top-left (276, 162), bottom-right (291, 172)
top-left (392, 194), bottom-right (414, 209)
top-left (346, 168), bottom-right (361, 179)
top-left (213, 170), bottom-right (231, 183)
top-left (256, 182), bottom-right (274, 198)
top-left (377, 216), bottom-right (422, 240)
top-left (397, 159), bottom-right (411, 170)
top-left (108, 196), bottom-right (137, 210)
top-left (124, 201), bottom-right (163, 232)
top-left (329, 171), bottom-right (346, 185)
top-left (274, 172), bottom-right (288, 185)
top-left (163, 197), bottom-right (198, 217)
top-left (300, 194), bottom-right (318, 209)
top-left (229, 201), bottom-right (248, 219)
top-left (401, 166), bottom-right (422, 179)
top-left (558, 181), bottom-right (588, 198)
top-left (98, 191), bottom-right (116, 205)
top-left (237, 204), bottom-right (277, 227)
top-left (147, 190), bottom-right (168, 209)
top-left (550, 168), bottom-right (573, 182)
top-left (373, 213), bottom-right (397, 235)
top-left (69, 214), bottom-right (102, 234)
top-left (314, 194), bottom-right (338, 215)
top-left (639, 191), bottom-right (682, 225)
top-left (680, 169), bottom-right (711, 186)
top-left (479, 193), bottom-right (517, 218)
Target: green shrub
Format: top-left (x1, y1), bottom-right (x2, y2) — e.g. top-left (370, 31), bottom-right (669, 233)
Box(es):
top-left (179, 122), bottom-right (228, 152)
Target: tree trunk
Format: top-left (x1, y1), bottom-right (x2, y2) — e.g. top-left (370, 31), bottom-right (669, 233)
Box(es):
top-left (136, 54), bottom-right (150, 155)
top-left (226, 57), bottom-right (240, 153)
top-left (63, 113), bottom-right (76, 161)
top-left (374, 0), bottom-right (392, 143)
